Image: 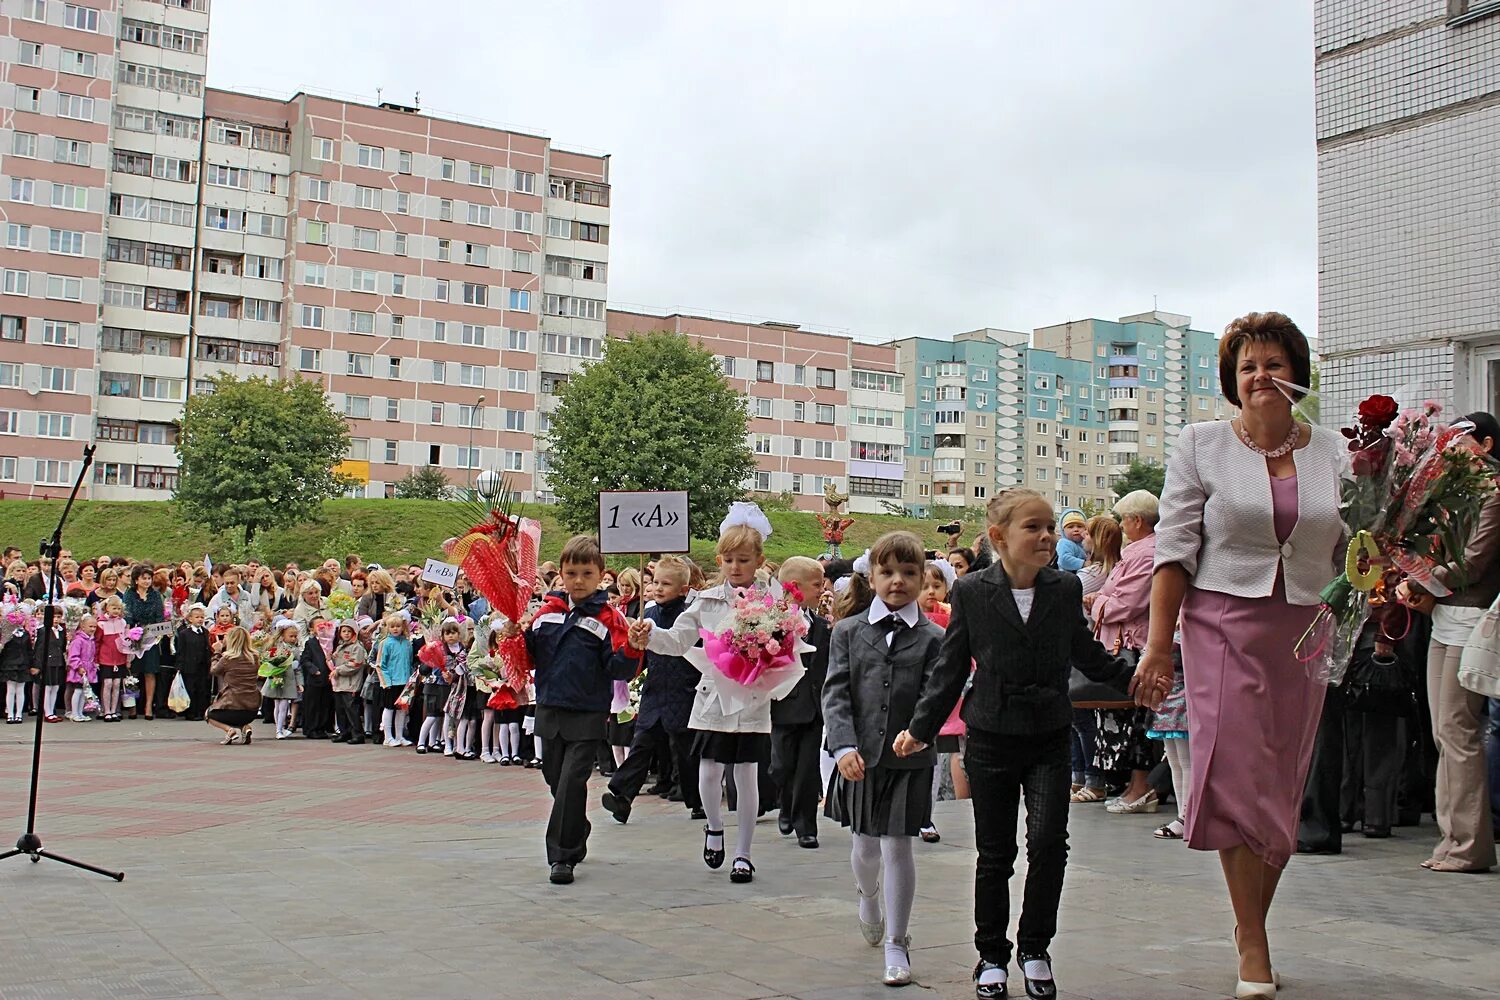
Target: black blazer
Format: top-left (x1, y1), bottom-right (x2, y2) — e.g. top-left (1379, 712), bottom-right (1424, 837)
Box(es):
top-left (299, 636), bottom-right (331, 687)
top-left (908, 563), bottom-right (1133, 742)
top-left (823, 610), bottom-right (944, 770)
top-left (772, 615), bottom-right (831, 727)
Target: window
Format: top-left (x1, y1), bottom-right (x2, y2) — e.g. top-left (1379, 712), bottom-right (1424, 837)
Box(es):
top-left (792, 401), bottom-right (805, 422)
top-left (53, 139), bottom-right (90, 166)
top-left (5, 225), bottom-right (30, 250)
top-left (397, 150), bottom-right (412, 174)
top-left (1035, 444), bottom-right (1049, 458)
top-left (0, 364), bottom-right (18, 388)
top-left (338, 395), bottom-right (370, 420)
top-left (352, 228), bottom-right (378, 252)
top-left (815, 403), bottom-right (835, 424)
top-left (12, 132), bottom-right (38, 161)
top-left (305, 221), bottom-right (330, 245)
top-left (851, 441), bottom-right (902, 463)
top-left (462, 282), bottom-right (488, 306)
top-left (386, 399), bottom-right (399, 421)
top-left (0, 410), bottom-right (16, 434)
top-left (38, 412), bottom-right (74, 438)
top-left (3, 271), bottom-right (30, 296)
top-left (350, 268), bottom-right (377, 293)
top-left (434, 280), bottom-right (449, 302)
top-left (300, 305), bottom-right (325, 329)
top-left (311, 137), bottom-right (335, 161)
top-left (461, 243), bottom-right (490, 267)
top-left (468, 163), bottom-right (493, 187)
top-left (460, 364), bottom-right (485, 388)
top-left (430, 361), bottom-right (447, 383)
top-left (753, 398), bottom-right (773, 418)
top-left (754, 361), bottom-right (775, 382)
top-left (546, 217), bottom-right (571, 239)
top-left (41, 320), bottom-right (78, 346)
top-left (816, 368), bottom-right (835, 389)
top-left (21, 0), bottom-right (44, 20)
top-left (16, 86), bottom-right (43, 114)
top-left (54, 92), bottom-right (90, 122)
top-left (63, 4), bottom-right (98, 30)
top-left (300, 263), bottom-right (328, 288)
top-left (51, 184), bottom-right (87, 211)
top-left (507, 370), bottom-right (528, 392)
top-left (504, 408), bottom-right (527, 431)
top-left (0, 458), bottom-right (14, 482)
top-left (513, 211), bottom-right (534, 233)
top-left (466, 203), bottom-right (493, 227)
top-left (513, 170), bottom-right (535, 193)
top-left (36, 460), bottom-right (73, 486)
top-left (354, 186), bottom-right (379, 209)
top-left (346, 353), bottom-right (372, 377)
top-left (139, 376), bottom-right (183, 401)
top-left (721, 357), bottom-right (736, 377)
top-left (438, 199), bottom-right (454, 222)
top-left (850, 370), bottom-right (902, 393)
top-left (356, 144), bottom-right (384, 169)
top-left (753, 471), bottom-right (772, 492)
top-left (461, 324), bottom-right (486, 346)
top-left (440, 158), bottom-right (456, 180)
top-left (814, 440), bottom-right (835, 460)
top-left (347, 311), bottom-right (375, 335)
top-left (508, 289), bottom-right (530, 311)
top-left (45, 275), bottom-right (83, 301)
top-left (47, 230), bottom-right (84, 256)
top-left (384, 441), bottom-right (398, 463)
top-left (306, 179), bottom-right (331, 202)
top-left (504, 450), bottom-right (524, 473)
top-left (507, 329), bottom-right (529, 351)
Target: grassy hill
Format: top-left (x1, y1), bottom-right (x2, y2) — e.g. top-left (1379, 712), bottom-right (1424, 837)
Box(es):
top-left (0, 499), bottom-right (976, 570)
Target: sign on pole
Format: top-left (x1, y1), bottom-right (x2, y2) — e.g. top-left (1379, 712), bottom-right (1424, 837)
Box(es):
top-left (599, 491), bottom-right (691, 554)
top-left (421, 558), bottom-right (460, 587)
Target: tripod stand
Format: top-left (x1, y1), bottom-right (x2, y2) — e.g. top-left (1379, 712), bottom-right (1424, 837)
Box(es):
top-left (0, 444), bottom-right (124, 881)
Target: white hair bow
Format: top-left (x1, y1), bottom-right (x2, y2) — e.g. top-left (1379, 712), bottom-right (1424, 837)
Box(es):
top-left (852, 549), bottom-right (871, 576)
top-left (928, 558), bottom-right (957, 589)
top-left (719, 501), bottom-right (773, 540)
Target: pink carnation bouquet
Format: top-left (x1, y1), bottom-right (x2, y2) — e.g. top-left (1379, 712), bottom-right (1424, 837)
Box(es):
top-left (700, 588), bottom-right (811, 688)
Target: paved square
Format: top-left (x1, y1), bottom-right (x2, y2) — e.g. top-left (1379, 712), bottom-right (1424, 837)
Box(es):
top-left (0, 722), bottom-right (1494, 999)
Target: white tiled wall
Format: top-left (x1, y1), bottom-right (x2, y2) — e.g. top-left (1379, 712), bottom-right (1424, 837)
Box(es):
top-left (1315, 2), bottom-right (1500, 427)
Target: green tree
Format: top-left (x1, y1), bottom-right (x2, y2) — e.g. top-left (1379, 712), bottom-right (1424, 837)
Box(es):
top-left (175, 375), bottom-right (354, 546)
top-left (1112, 459), bottom-right (1166, 499)
top-left (546, 332), bottom-right (757, 538)
top-left (392, 465), bottom-right (451, 499)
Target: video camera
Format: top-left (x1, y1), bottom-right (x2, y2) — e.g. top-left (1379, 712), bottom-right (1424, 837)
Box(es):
top-left (936, 521), bottom-right (963, 536)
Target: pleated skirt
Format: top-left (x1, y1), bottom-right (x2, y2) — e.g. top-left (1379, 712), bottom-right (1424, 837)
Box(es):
top-left (825, 763), bottom-right (934, 837)
top-left (691, 729), bottom-right (770, 764)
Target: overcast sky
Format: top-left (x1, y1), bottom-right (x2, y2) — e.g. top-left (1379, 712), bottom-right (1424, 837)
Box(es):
top-left (207, 1), bottom-right (1317, 344)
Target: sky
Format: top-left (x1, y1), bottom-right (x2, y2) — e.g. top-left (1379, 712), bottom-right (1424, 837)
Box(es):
top-left (206, 1), bottom-right (1318, 344)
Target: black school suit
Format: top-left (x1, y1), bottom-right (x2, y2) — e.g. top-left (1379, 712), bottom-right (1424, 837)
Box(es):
top-left (769, 615), bottom-right (832, 838)
top-left (905, 562), bottom-right (1134, 968)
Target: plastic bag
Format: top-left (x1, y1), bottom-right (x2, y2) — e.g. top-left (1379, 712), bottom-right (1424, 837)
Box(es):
top-left (167, 672), bottom-right (190, 713)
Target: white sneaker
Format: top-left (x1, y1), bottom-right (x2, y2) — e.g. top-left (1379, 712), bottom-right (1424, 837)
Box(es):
top-left (383, 738), bottom-right (400, 747)
top-left (399, 738), bottom-right (414, 747)
top-left (274, 730), bottom-right (287, 740)
top-left (480, 752), bottom-right (495, 764)
top-left (442, 746), bottom-right (455, 757)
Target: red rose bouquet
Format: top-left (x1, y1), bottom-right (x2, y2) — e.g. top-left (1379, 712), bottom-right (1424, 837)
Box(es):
top-left (1299, 395), bottom-right (1497, 682)
top-left (440, 481), bottom-right (540, 685)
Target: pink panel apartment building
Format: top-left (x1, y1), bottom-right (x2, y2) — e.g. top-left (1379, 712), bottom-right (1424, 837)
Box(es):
top-left (1, 0), bottom-right (610, 501)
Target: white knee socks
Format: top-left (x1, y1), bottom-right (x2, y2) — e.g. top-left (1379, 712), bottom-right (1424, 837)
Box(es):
top-left (5, 680), bottom-right (24, 720)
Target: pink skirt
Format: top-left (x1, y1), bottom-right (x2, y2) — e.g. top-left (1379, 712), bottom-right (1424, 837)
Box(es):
top-left (1179, 579), bottom-right (1324, 868)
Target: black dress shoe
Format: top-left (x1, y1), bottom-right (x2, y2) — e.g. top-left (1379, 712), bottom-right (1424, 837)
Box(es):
top-left (1362, 826), bottom-right (1391, 838)
top-left (667, 787), bottom-right (685, 802)
top-left (690, 807), bottom-right (706, 820)
top-left (548, 863), bottom-right (574, 885)
top-left (973, 960), bottom-right (1007, 999)
top-left (1017, 951), bottom-right (1057, 1000)
top-left (645, 782), bottom-right (672, 796)
top-left (703, 826), bottom-right (725, 869)
top-left (601, 790), bottom-right (631, 825)
top-left (797, 834), bottom-right (819, 849)
top-left (729, 857), bottom-right (755, 883)
top-left (1296, 842), bottom-right (1341, 855)
top-left (777, 815), bottom-right (794, 836)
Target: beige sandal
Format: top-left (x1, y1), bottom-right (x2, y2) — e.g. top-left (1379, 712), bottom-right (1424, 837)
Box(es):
top-left (1070, 786), bottom-right (1106, 803)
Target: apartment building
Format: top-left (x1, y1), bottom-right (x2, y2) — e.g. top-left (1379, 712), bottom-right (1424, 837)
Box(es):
top-left (605, 310), bottom-right (905, 515)
top-left (1315, 1), bottom-right (1500, 428)
top-left (0, 0), bottom-right (611, 499)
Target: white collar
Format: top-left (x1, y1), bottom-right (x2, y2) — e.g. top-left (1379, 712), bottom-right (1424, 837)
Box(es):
top-left (867, 596), bottom-right (919, 629)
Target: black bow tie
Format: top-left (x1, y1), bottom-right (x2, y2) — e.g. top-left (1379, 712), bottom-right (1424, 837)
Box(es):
top-left (879, 614), bottom-right (907, 634)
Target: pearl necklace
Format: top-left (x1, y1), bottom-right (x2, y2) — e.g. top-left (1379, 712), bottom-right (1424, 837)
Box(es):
top-left (1235, 419), bottom-right (1300, 458)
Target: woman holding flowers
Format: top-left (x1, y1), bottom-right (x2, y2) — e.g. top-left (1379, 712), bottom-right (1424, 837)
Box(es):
top-left (1396, 410), bottom-right (1500, 874)
top-left (1134, 312), bottom-right (1343, 1000)
top-left (122, 564), bottom-right (167, 721)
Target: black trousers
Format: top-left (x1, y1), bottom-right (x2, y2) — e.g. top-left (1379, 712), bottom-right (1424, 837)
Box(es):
top-left (301, 682), bottom-right (334, 737)
top-left (965, 726), bottom-right (1071, 966)
top-left (771, 720), bottom-right (823, 837)
top-left (1299, 683), bottom-right (1346, 853)
top-left (334, 692), bottom-right (365, 743)
top-left (540, 730), bottom-right (598, 866)
top-left (608, 721), bottom-right (701, 810)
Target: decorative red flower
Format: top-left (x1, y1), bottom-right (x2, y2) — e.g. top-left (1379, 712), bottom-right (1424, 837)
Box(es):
top-left (1357, 394), bottom-right (1399, 430)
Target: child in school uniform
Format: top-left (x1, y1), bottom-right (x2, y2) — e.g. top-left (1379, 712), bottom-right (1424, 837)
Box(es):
top-left (770, 556), bottom-right (832, 849)
top-left (896, 489), bottom-right (1136, 1000)
top-left (329, 621), bottom-right (368, 744)
top-left (375, 614), bottom-right (416, 747)
top-left (823, 532), bottom-right (945, 987)
top-left (630, 503), bottom-right (805, 884)
top-left (173, 605), bottom-right (212, 722)
top-left (918, 558), bottom-right (960, 843)
top-left (260, 618), bottom-right (304, 739)
top-left (2, 611), bottom-right (33, 723)
top-left (32, 613), bottom-right (68, 723)
top-left (94, 596), bottom-right (128, 721)
top-left (501, 535), bottom-right (642, 885)
top-left (65, 614), bottom-right (99, 722)
top-left (415, 620), bottom-right (460, 754)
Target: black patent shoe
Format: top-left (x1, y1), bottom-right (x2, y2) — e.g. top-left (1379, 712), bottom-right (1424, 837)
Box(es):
top-left (729, 856), bottom-right (755, 883)
top-left (973, 960), bottom-right (1007, 999)
top-left (1017, 951), bottom-right (1056, 1000)
top-left (703, 827), bottom-right (725, 869)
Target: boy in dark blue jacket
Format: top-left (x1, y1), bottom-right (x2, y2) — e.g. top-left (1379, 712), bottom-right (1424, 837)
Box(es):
top-left (505, 535), bottom-right (641, 885)
top-left (601, 556), bottom-right (703, 824)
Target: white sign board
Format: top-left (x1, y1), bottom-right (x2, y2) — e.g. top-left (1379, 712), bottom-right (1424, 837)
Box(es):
top-left (599, 490), bottom-right (691, 554)
top-left (421, 559), bottom-right (460, 587)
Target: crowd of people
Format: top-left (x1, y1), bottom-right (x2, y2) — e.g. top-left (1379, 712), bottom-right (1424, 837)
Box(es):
top-left (3, 310), bottom-right (1497, 998)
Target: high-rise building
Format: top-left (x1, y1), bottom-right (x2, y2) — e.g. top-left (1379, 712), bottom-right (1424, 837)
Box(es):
top-left (1315, 2), bottom-right (1500, 427)
top-left (1, 2), bottom-right (609, 500)
top-left (605, 310), bottom-right (905, 514)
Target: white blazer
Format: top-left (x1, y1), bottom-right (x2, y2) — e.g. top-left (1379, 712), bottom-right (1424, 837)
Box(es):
top-left (1153, 420), bottom-right (1344, 607)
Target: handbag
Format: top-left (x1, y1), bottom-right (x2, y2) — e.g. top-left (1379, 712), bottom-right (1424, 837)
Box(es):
top-left (1069, 624), bottom-right (1137, 709)
top-left (1344, 621), bottom-right (1418, 716)
top-left (1459, 593), bottom-right (1500, 698)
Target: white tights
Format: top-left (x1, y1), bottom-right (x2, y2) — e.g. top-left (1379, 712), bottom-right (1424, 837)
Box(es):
top-left (418, 713), bottom-right (443, 748)
top-left (273, 699), bottom-right (291, 733)
top-left (1163, 737), bottom-right (1192, 823)
top-left (43, 684), bottom-right (58, 718)
top-left (101, 677), bottom-right (120, 717)
top-left (699, 759), bottom-right (759, 862)
top-left (851, 833), bottom-right (917, 967)
top-left (5, 680), bottom-right (24, 719)
top-left (453, 716), bottom-right (471, 754)
top-left (71, 687), bottom-right (87, 719)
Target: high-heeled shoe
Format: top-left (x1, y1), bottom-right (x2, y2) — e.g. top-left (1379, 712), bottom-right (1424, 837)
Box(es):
top-left (1233, 927), bottom-right (1280, 988)
top-left (702, 826), bottom-right (724, 869)
top-left (1235, 979), bottom-right (1276, 999)
top-left (881, 934), bottom-right (911, 987)
top-left (856, 883), bottom-right (884, 946)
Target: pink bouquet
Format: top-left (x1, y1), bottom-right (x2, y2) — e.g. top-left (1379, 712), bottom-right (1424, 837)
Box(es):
top-left (700, 588), bottom-right (811, 687)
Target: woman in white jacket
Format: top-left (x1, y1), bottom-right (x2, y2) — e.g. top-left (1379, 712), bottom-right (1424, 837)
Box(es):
top-left (634, 503), bottom-right (803, 884)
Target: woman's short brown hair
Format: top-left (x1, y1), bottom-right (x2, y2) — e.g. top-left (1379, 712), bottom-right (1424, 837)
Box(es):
top-left (1218, 311), bottom-right (1311, 408)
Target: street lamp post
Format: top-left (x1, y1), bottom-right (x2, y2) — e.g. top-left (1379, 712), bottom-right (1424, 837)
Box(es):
top-left (469, 393), bottom-right (486, 494)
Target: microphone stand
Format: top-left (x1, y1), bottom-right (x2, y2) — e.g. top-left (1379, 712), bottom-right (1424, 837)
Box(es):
top-left (0, 444), bottom-right (124, 881)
